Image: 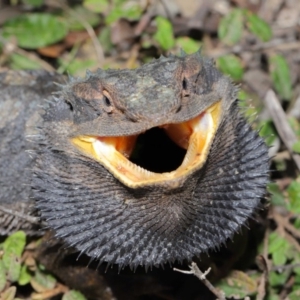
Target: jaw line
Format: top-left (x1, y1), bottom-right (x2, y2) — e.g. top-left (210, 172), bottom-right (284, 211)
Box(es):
top-left (72, 101), bottom-right (222, 189)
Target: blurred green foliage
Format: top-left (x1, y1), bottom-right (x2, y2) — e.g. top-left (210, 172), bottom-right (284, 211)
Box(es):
top-left (217, 54), bottom-right (244, 81)
top-left (0, 1), bottom-right (299, 299)
top-left (153, 16), bottom-right (175, 51)
top-left (0, 232), bottom-right (87, 299)
top-left (3, 14), bottom-right (68, 49)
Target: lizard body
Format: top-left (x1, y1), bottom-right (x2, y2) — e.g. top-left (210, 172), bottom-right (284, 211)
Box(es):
top-left (0, 70), bottom-right (64, 234)
top-left (0, 51), bottom-right (269, 268)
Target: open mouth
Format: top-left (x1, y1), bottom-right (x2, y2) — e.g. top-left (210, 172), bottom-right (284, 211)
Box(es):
top-left (72, 101), bottom-right (222, 188)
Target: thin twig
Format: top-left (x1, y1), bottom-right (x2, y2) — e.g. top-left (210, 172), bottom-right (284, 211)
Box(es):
top-left (208, 38), bottom-right (299, 58)
top-left (271, 263), bottom-right (300, 272)
top-left (158, 0), bottom-right (173, 21)
top-left (256, 255), bottom-right (269, 300)
top-left (0, 36), bottom-right (55, 71)
top-left (0, 205), bottom-right (40, 224)
top-left (134, 0), bottom-right (153, 36)
top-left (279, 275), bottom-right (295, 299)
top-left (31, 283), bottom-right (68, 300)
top-left (174, 262), bottom-right (226, 300)
top-left (256, 226), bottom-right (270, 300)
top-left (276, 225), bottom-right (300, 253)
top-left (56, 1), bottom-right (104, 66)
top-left (288, 93), bottom-right (300, 119)
top-left (273, 212), bottom-right (300, 239)
top-left (263, 90), bottom-right (300, 171)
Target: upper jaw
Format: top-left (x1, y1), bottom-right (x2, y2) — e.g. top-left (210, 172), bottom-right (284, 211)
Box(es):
top-left (70, 92), bottom-right (224, 138)
top-left (71, 101), bottom-right (222, 189)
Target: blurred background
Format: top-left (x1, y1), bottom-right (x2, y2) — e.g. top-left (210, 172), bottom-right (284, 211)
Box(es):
top-left (0, 0), bottom-right (300, 299)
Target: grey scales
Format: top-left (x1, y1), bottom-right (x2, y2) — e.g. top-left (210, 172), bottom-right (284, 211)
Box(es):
top-left (0, 51), bottom-right (269, 269)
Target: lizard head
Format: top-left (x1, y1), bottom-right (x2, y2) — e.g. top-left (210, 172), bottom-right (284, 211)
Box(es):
top-left (33, 51), bottom-right (269, 268)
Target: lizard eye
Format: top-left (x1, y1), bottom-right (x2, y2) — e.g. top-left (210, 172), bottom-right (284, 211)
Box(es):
top-left (103, 91), bottom-right (112, 107)
top-left (103, 90), bottom-right (114, 113)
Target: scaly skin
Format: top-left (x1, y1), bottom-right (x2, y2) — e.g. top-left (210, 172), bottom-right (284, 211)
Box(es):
top-left (0, 51), bottom-right (269, 269)
top-left (0, 70), bottom-right (64, 234)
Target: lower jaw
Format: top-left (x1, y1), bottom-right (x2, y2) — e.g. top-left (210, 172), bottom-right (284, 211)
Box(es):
top-left (72, 101), bottom-right (222, 189)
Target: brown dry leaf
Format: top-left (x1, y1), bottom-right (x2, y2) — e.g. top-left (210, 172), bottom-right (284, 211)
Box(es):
top-left (1, 286), bottom-right (16, 300)
top-left (231, 0), bottom-right (260, 11)
top-left (244, 69), bottom-right (272, 99)
top-left (258, 0), bottom-right (284, 22)
top-left (37, 44), bottom-right (66, 58)
top-left (175, 0), bottom-right (201, 17)
top-left (276, 3), bottom-right (300, 28)
top-left (111, 19), bottom-right (135, 48)
top-left (64, 31), bottom-right (90, 48)
top-left (31, 284), bottom-right (68, 300)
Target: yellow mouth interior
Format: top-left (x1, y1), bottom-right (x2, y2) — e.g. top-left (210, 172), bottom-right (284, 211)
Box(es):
top-left (72, 101), bottom-right (222, 188)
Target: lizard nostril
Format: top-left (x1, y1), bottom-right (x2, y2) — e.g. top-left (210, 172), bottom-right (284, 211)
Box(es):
top-left (182, 78), bottom-right (190, 98)
top-left (66, 101), bottom-right (74, 111)
top-left (182, 77), bottom-right (187, 90)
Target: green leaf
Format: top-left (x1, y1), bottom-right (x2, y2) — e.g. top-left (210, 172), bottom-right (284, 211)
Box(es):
top-left (3, 13), bottom-right (68, 49)
top-left (217, 54), bottom-right (244, 81)
top-left (270, 54), bottom-right (292, 100)
top-left (22, 0), bottom-right (43, 7)
top-left (62, 290), bottom-right (87, 300)
top-left (1, 286), bottom-right (16, 300)
top-left (293, 283), bottom-right (300, 291)
top-left (293, 254), bottom-right (300, 275)
top-left (289, 117), bottom-right (300, 137)
top-left (287, 180), bottom-right (300, 213)
top-left (119, 1), bottom-right (142, 20)
top-left (238, 90), bottom-right (260, 118)
top-left (245, 12), bottom-right (272, 42)
top-left (265, 288), bottom-right (280, 300)
top-left (294, 218), bottom-right (300, 230)
top-left (3, 231), bottom-right (26, 269)
top-left (83, 0), bottom-right (109, 13)
top-left (6, 255), bottom-right (21, 282)
top-left (105, 1), bottom-right (143, 24)
top-left (267, 182), bottom-right (286, 207)
top-left (258, 120), bottom-right (277, 147)
top-left (216, 270), bottom-right (257, 298)
top-left (18, 265), bottom-right (32, 286)
top-left (269, 270), bottom-right (290, 287)
top-left (176, 37), bottom-right (200, 54)
top-left (275, 160), bottom-right (287, 172)
top-left (0, 260), bottom-right (6, 292)
top-left (292, 141), bottom-right (300, 154)
top-left (10, 53), bottom-right (42, 70)
top-left (30, 267), bottom-right (56, 292)
top-left (218, 8), bottom-right (244, 46)
top-left (63, 58), bottom-right (98, 76)
top-left (268, 232), bottom-right (291, 265)
top-left (98, 27), bottom-right (113, 54)
top-left (153, 16), bottom-right (175, 51)
top-left (287, 289), bottom-right (300, 300)
top-left (65, 6), bottom-right (100, 31)
top-left (2, 232), bottom-right (25, 282)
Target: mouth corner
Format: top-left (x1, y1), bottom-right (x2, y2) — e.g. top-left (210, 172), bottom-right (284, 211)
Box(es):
top-left (72, 101), bottom-right (222, 189)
